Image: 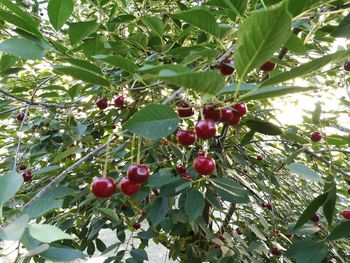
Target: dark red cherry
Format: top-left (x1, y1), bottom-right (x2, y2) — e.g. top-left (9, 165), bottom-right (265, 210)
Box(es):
top-left (127, 164), bottom-right (151, 183)
top-left (285, 233), bottom-right (293, 238)
top-left (342, 210), bottom-right (350, 219)
top-left (219, 59), bottom-right (235, 76)
top-left (195, 119), bottom-right (216, 139)
top-left (261, 61), bottom-right (276, 72)
top-left (182, 173), bottom-right (191, 180)
top-left (220, 108), bottom-right (234, 123)
top-left (111, 125), bottom-right (116, 129)
top-left (232, 103), bottom-right (247, 117)
top-left (310, 213), bottom-right (320, 222)
top-left (310, 132), bottom-right (322, 142)
top-left (177, 101), bottom-right (194, 117)
top-left (236, 228), bottom-right (243, 235)
top-left (198, 150), bottom-right (206, 157)
top-left (176, 130), bottom-right (197, 146)
top-left (193, 156), bottom-right (215, 175)
top-left (347, 188), bottom-right (350, 195)
top-left (226, 114), bottom-right (240, 126)
top-left (91, 177), bottom-right (117, 198)
top-left (114, 95), bottom-right (124, 107)
top-left (19, 164), bottom-right (27, 170)
top-left (218, 235), bottom-right (225, 241)
top-left (141, 210), bottom-right (148, 216)
top-left (256, 155), bottom-right (263, 161)
top-left (212, 243), bottom-right (220, 249)
top-left (203, 105), bottom-right (221, 122)
top-left (96, 99), bottom-right (108, 110)
top-left (176, 164), bottom-right (186, 174)
top-left (22, 172), bottom-right (32, 182)
top-left (120, 177), bottom-right (141, 196)
top-left (133, 223), bottom-right (141, 229)
top-left (271, 246), bottom-right (281, 256)
top-left (16, 113), bottom-right (25, 122)
top-left (344, 61), bottom-right (350, 72)
top-left (162, 139), bottom-right (169, 146)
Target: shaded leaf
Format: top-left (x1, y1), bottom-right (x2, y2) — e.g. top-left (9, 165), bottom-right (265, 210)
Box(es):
top-left (48, 0), bottom-right (74, 30)
top-left (0, 38), bottom-right (45, 60)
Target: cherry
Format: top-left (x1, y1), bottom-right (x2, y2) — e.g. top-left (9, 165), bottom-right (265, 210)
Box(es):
top-left (285, 233), bottom-right (293, 238)
top-left (310, 213), bottom-right (320, 222)
top-left (22, 172), bottom-right (32, 182)
top-left (177, 101), bottom-right (194, 117)
top-left (127, 164), bottom-right (151, 183)
top-left (271, 246), bottom-right (281, 256)
top-left (256, 155), bottom-right (263, 161)
top-left (226, 114), bottom-right (240, 126)
top-left (219, 59), bottom-right (235, 76)
top-left (19, 164), bottom-right (27, 170)
top-left (182, 173), bottom-right (191, 180)
top-left (261, 61), bottom-right (276, 72)
top-left (176, 164), bottom-right (186, 174)
top-left (114, 95), bottom-right (124, 107)
top-left (203, 105), bottom-right (221, 122)
top-left (176, 130), bottom-right (197, 146)
top-left (198, 150), bottom-right (206, 157)
top-left (262, 203), bottom-right (272, 210)
top-left (212, 243), bottom-right (220, 249)
top-left (133, 223), bottom-right (141, 230)
top-left (344, 61), bottom-right (350, 72)
top-left (310, 132), bottom-right (322, 142)
top-left (96, 98), bottom-right (108, 110)
top-left (120, 177), bottom-right (141, 196)
top-left (236, 228), bottom-right (243, 235)
top-left (91, 177), bottom-right (117, 198)
top-left (218, 235), bottom-right (225, 241)
top-left (347, 189), bottom-right (350, 195)
top-left (342, 210), bottom-right (350, 219)
top-left (272, 230), bottom-right (280, 236)
top-left (193, 156), bottom-right (215, 175)
top-left (141, 210), bottom-right (148, 216)
top-left (162, 139), bottom-right (169, 146)
top-left (111, 125), bottom-right (116, 129)
top-left (232, 103), bottom-right (247, 117)
top-left (195, 119), bottom-right (216, 139)
top-left (220, 108), bottom-right (234, 123)
top-left (16, 113), bottom-right (25, 122)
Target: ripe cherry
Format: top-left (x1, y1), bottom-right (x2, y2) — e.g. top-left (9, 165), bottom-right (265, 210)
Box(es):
top-left (127, 164), bottom-right (151, 183)
top-left (176, 164), bottom-right (186, 174)
top-left (310, 213), bottom-right (320, 222)
top-left (133, 223), bottom-right (141, 230)
top-left (22, 172), bottom-right (32, 182)
top-left (347, 189), bottom-right (350, 195)
top-left (256, 155), bottom-right (263, 161)
top-left (162, 139), bottom-right (169, 146)
top-left (285, 233), bottom-right (293, 238)
top-left (271, 246), bottom-right (281, 256)
top-left (226, 114), bottom-right (240, 126)
top-left (19, 164), bottom-right (27, 170)
top-left (120, 177), bottom-right (141, 196)
top-left (198, 150), bottom-right (206, 157)
top-left (342, 210), bottom-right (350, 219)
top-left (16, 113), bottom-right (25, 122)
top-left (218, 235), bottom-right (225, 241)
top-left (212, 243), bottom-right (220, 249)
top-left (176, 130), bottom-right (197, 146)
top-left (219, 59), bottom-right (235, 76)
top-left (262, 203), bottom-right (272, 210)
top-left (193, 156), bottom-right (215, 175)
top-left (344, 61), bottom-right (350, 72)
top-left (232, 103), bottom-right (247, 117)
top-left (310, 132), bottom-right (322, 142)
top-left (177, 101), bottom-right (194, 117)
top-left (236, 228), bottom-right (243, 235)
top-left (114, 95), bottom-right (124, 107)
top-left (203, 105), bottom-right (221, 122)
top-left (96, 99), bottom-right (108, 110)
top-left (261, 61), bottom-right (276, 72)
top-left (91, 177), bottom-right (117, 198)
top-left (220, 108), bottom-right (234, 123)
top-left (182, 173), bottom-right (191, 180)
top-left (141, 210), bottom-right (148, 216)
top-left (195, 119), bottom-right (216, 139)
top-left (111, 125), bottom-right (116, 129)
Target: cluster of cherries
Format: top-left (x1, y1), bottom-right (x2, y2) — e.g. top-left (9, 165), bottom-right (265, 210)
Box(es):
top-left (96, 95), bottom-right (125, 110)
top-left (219, 58), bottom-right (276, 76)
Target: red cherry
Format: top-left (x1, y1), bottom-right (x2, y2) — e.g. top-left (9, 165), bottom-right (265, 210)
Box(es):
top-left (120, 177), bottom-right (141, 196)
top-left (114, 95), bottom-right (124, 107)
top-left (347, 189), bottom-right (350, 195)
top-left (111, 125), bottom-right (116, 129)
top-left (285, 233), bottom-right (293, 238)
top-left (310, 132), bottom-right (322, 142)
top-left (236, 228), bottom-right (242, 235)
top-left (261, 61), bottom-right (276, 72)
top-left (133, 223), bottom-right (141, 229)
top-left (344, 61), bottom-right (350, 72)
top-left (195, 119), bottom-right (216, 139)
top-left (263, 203), bottom-right (272, 210)
top-left (226, 114), bottom-right (240, 126)
top-left (220, 108), bottom-right (234, 123)
top-left (218, 235), bottom-right (225, 241)
top-left (91, 177), bottom-right (117, 198)
top-left (272, 230), bottom-right (280, 236)
top-left (127, 164), bottom-right (151, 183)
top-left (203, 105), bottom-right (221, 122)
top-left (342, 210), bottom-right (350, 219)
top-left (232, 103), bottom-right (247, 117)
top-left (256, 155), bottom-right (263, 161)
top-left (176, 164), bottom-right (186, 174)
top-left (22, 172), bottom-right (32, 182)
top-left (141, 210), bottom-right (148, 216)
top-left (198, 150), bottom-right (206, 157)
top-left (162, 139), bottom-right (169, 146)
top-left (176, 130), bottom-right (197, 146)
top-left (310, 213), bottom-right (320, 222)
top-left (271, 247), bottom-right (281, 256)
top-left (96, 99), bottom-right (108, 110)
top-left (193, 156), bottom-right (215, 175)
top-left (19, 164), bottom-right (27, 170)
top-left (182, 173), bottom-right (191, 180)
top-left (16, 113), bottom-right (25, 122)
top-left (212, 243), bottom-right (220, 249)
top-left (177, 101), bottom-right (194, 117)
top-left (219, 59), bottom-right (235, 76)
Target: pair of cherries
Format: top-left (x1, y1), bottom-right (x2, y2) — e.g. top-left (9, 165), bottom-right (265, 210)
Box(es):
top-left (219, 59), bottom-right (276, 76)
top-left (96, 95), bottom-right (124, 110)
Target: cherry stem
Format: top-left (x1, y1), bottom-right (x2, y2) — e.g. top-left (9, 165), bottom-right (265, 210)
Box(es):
top-left (130, 135), bottom-right (136, 163)
top-left (136, 137), bottom-right (141, 165)
top-left (103, 134), bottom-right (113, 178)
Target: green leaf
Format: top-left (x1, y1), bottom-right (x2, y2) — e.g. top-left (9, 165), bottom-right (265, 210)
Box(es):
top-left (98, 208), bottom-right (120, 223)
top-left (245, 119), bottom-right (283, 135)
top-left (68, 20), bottom-right (99, 45)
top-left (211, 178), bottom-right (249, 203)
top-left (41, 247), bottom-right (86, 261)
top-left (294, 192), bottom-right (328, 229)
top-left (93, 55), bottom-right (138, 73)
top-left (149, 197), bottom-right (168, 226)
top-left (51, 146), bottom-right (80, 164)
top-left (288, 162), bottom-right (322, 183)
top-left (61, 58), bottom-right (103, 75)
top-left (234, 3), bottom-right (292, 79)
top-left (28, 224), bottom-right (73, 243)
top-left (323, 183), bottom-right (336, 226)
top-left (261, 50), bottom-right (350, 87)
top-left (184, 189), bottom-right (205, 221)
top-left (0, 214), bottom-right (29, 241)
top-left (32, 165), bottom-right (61, 175)
top-left (173, 8), bottom-right (221, 38)
top-left (53, 65), bottom-right (110, 86)
top-left (147, 170), bottom-right (178, 188)
top-left (248, 224), bottom-right (267, 241)
top-left (124, 104), bottom-right (179, 139)
top-left (42, 186), bottom-right (77, 199)
top-left (141, 16), bottom-right (164, 38)
top-left (240, 85), bottom-right (316, 101)
top-left (332, 14), bottom-right (350, 39)
top-left (24, 244), bottom-right (50, 257)
top-left (48, 0), bottom-right (74, 31)
top-left (285, 34), bottom-right (306, 54)
top-left (285, 240), bottom-right (328, 263)
top-left (287, 0), bottom-right (324, 17)
top-left (327, 221), bottom-right (350, 241)
top-left (0, 171), bottom-right (23, 206)
top-left (0, 38), bottom-right (46, 60)
top-left (130, 248), bottom-right (148, 261)
top-left (23, 199), bottom-right (63, 219)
